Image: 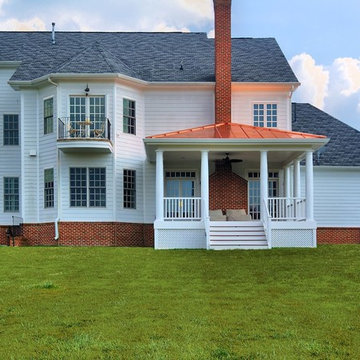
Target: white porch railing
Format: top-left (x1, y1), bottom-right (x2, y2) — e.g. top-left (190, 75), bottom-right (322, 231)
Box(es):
top-left (262, 199), bottom-right (272, 248)
top-left (268, 197), bottom-right (306, 221)
top-left (164, 197), bottom-right (201, 220)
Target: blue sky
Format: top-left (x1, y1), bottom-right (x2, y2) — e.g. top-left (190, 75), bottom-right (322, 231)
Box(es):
top-left (1, 0), bottom-right (359, 130)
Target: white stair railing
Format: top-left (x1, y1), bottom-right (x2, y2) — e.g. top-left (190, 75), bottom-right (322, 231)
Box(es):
top-left (262, 199), bottom-right (272, 249)
top-left (163, 197), bottom-right (201, 220)
top-left (268, 197), bottom-right (306, 221)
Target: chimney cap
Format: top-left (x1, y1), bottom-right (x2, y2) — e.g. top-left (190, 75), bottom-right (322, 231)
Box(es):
top-left (213, 0), bottom-right (232, 5)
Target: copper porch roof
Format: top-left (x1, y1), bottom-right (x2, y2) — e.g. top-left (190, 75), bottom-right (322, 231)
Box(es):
top-left (146, 122), bottom-right (326, 139)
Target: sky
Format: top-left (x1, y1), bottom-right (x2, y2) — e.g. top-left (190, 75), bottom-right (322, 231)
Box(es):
top-left (0, 0), bottom-right (360, 130)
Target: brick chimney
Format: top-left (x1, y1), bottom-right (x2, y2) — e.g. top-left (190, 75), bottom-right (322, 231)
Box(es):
top-left (214, 0), bottom-right (232, 124)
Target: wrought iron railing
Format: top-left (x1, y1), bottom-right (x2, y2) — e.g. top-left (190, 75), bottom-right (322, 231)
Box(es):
top-left (58, 117), bottom-right (111, 141)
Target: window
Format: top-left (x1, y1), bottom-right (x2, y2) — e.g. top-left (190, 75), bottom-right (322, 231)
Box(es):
top-left (123, 98), bottom-right (136, 135)
top-left (123, 169), bottom-right (136, 209)
top-left (253, 104), bottom-right (277, 127)
top-left (70, 168), bottom-right (87, 207)
top-left (4, 177), bottom-right (19, 212)
top-left (3, 115), bottom-right (19, 145)
top-left (70, 168), bottom-right (106, 207)
top-left (89, 168), bottom-right (106, 207)
top-left (248, 171), bottom-right (279, 220)
top-left (44, 168), bottom-right (54, 208)
top-left (165, 171), bottom-right (196, 197)
top-left (69, 96), bottom-right (105, 137)
top-left (44, 98), bottom-right (54, 134)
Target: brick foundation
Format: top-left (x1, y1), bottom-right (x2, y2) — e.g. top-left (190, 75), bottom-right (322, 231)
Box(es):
top-left (0, 222), bottom-right (154, 247)
top-left (0, 225), bottom-right (10, 246)
top-left (209, 165), bottom-right (248, 213)
top-left (317, 227), bottom-right (360, 244)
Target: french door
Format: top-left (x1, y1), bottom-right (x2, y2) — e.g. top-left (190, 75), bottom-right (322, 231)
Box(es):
top-left (69, 96), bottom-right (105, 137)
top-left (248, 172), bottom-right (278, 220)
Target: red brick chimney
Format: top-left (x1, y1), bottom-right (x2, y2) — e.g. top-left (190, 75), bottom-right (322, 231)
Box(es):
top-left (214, 0), bottom-right (232, 124)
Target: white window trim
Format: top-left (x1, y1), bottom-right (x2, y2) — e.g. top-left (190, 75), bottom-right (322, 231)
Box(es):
top-left (69, 167), bottom-right (107, 208)
top-left (123, 168), bottom-right (137, 210)
top-left (251, 101), bottom-right (278, 128)
top-left (67, 95), bottom-right (107, 119)
top-left (122, 97), bottom-right (136, 136)
top-left (43, 96), bottom-right (54, 136)
top-left (164, 169), bottom-right (199, 197)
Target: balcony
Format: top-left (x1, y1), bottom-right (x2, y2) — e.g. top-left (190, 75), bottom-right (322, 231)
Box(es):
top-left (57, 117), bottom-right (113, 153)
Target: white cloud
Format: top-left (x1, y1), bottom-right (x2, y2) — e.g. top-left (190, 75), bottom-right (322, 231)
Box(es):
top-left (332, 57), bottom-right (360, 96)
top-left (178, 0), bottom-right (213, 19)
top-left (0, 17), bottom-right (46, 30)
top-left (290, 53), bottom-right (360, 130)
top-left (151, 22), bottom-right (190, 32)
top-left (290, 53), bottom-right (329, 109)
top-left (207, 29), bottom-right (214, 38)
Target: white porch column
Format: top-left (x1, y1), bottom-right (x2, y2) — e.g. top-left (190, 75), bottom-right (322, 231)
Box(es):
top-left (260, 151), bottom-right (268, 220)
top-left (305, 151), bottom-right (314, 220)
top-left (201, 150), bottom-right (209, 221)
top-left (156, 150), bottom-right (164, 221)
top-left (293, 159), bottom-right (301, 198)
top-left (285, 165), bottom-right (291, 198)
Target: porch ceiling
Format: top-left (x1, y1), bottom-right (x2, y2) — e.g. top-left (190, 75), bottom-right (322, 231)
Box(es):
top-left (162, 149), bottom-right (305, 166)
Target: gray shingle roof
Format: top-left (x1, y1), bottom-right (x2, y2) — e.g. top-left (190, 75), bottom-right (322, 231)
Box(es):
top-left (292, 103), bottom-right (360, 166)
top-left (0, 31), bottom-right (298, 83)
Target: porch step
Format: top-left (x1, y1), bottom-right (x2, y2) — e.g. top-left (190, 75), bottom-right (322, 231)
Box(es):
top-left (209, 221), bottom-right (268, 250)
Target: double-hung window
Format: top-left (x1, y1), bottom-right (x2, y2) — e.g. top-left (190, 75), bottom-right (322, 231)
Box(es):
top-left (123, 169), bottom-right (136, 209)
top-left (4, 177), bottom-right (19, 212)
top-left (44, 98), bottom-right (54, 134)
top-left (44, 168), bottom-right (54, 208)
top-left (70, 167), bottom-right (106, 207)
top-left (123, 99), bottom-right (136, 135)
top-left (253, 103), bottom-right (277, 127)
top-left (3, 115), bottom-right (19, 145)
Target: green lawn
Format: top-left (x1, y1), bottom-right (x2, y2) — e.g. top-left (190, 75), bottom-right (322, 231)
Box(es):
top-left (0, 246), bottom-right (359, 360)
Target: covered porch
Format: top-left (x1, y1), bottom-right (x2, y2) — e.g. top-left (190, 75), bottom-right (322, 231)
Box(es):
top-left (144, 123), bottom-right (328, 249)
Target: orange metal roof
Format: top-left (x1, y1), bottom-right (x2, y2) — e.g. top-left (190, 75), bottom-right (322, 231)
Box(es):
top-left (146, 122), bottom-right (326, 140)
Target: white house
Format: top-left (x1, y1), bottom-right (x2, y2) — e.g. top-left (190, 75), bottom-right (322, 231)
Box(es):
top-left (0, 1), bottom-right (359, 248)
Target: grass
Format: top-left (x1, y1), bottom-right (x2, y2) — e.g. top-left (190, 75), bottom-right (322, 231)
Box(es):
top-left (0, 245), bottom-right (359, 359)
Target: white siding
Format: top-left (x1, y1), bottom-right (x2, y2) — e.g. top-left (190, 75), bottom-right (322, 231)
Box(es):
top-left (0, 68), bottom-right (21, 225)
top-left (301, 167), bottom-right (360, 227)
top-left (144, 89), bottom-right (214, 136)
top-left (232, 90), bottom-right (291, 130)
top-left (115, 84), bottom-right (146, 223)
top-left (21, 90), bottom-right (38, 223)
top-left (38, 86), bottom-right (58, 223)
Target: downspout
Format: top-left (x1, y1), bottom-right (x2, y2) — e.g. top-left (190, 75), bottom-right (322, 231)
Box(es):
top-left (48, 77), bottom-right (60, 241)
top-left (48, 77), bottom-right (58, 87)
top-left (54, 217), bottom-right (60, 241)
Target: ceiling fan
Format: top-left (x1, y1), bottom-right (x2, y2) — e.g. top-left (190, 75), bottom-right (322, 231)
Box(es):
top-left (213, 153), bottom-right (243, 167)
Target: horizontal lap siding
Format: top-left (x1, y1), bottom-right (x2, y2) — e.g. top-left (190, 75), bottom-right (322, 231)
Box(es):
top-left (301, 167), bottom-right (360, 227)
top-left (39, 87), bottom-right (58, 223)
top-left (0, 69), bottom-right (21, 225)
top-left (115, 84), bottom-right (146, 223)
top-left (232, 90), bottom-right (290, 130)
top-left (144, 89), bottom-right (214, 136)
top-left (22, 90), bottom-right (38, 223)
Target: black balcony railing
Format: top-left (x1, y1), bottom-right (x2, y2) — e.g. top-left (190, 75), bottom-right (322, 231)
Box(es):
top-left (58, 117), bottom-right (111, 141)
